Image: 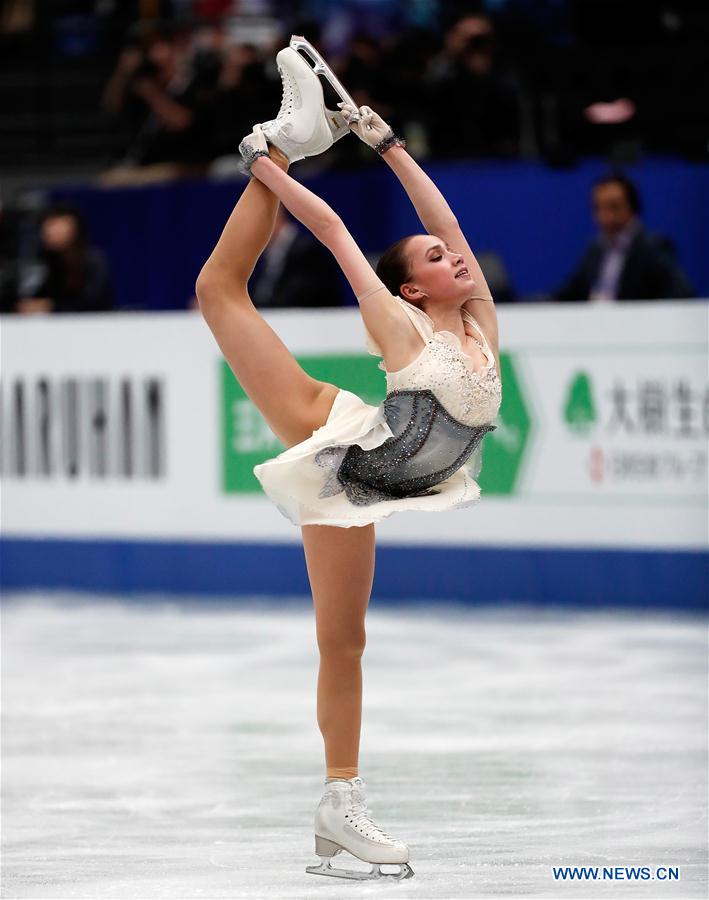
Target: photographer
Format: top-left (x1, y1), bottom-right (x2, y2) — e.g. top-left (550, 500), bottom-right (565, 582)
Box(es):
top-left (101, 30), bottom-right (220, 171)
top-left (423, 12), bottom-right (521, 158)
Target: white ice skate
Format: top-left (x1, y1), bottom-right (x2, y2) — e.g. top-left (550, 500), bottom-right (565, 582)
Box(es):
top-left (259, 39), bottom-right (355, 163)
top-left (305, 776), bottom-right (414, 881)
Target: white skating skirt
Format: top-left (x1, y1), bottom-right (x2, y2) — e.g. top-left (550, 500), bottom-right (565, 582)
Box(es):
top-left (253, 388), bottom-right (487, 528)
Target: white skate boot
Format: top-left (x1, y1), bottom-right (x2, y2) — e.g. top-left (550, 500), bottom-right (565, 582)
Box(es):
top-left (305, 776), bottom-right (414, 881)
top-left (259, 43), bottom-right (352, 163)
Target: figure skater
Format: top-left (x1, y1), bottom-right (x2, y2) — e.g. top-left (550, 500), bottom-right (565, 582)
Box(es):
top-left (196, 37), bottom-right (502, 882)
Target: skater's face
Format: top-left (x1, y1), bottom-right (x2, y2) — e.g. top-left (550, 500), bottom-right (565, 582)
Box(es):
top-left (400, 234), bottom-right (473, 306)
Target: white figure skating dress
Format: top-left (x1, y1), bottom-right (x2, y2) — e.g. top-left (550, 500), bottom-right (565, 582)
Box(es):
top-left (254, 292), bottom-right (502, 527)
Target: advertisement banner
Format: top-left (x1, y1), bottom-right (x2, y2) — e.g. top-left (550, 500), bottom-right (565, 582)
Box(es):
top-left (2, 303), bottom-right (707, 551)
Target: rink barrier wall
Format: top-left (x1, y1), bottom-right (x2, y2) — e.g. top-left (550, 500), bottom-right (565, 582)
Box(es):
top-left (51, 157), bottom-right (709, 309)
top-left (2, 304), bottom-right (707, 552)
top-left (2, 303), bottom-right (707, 609)
top-left (1, 538), bottom-right (707, 611)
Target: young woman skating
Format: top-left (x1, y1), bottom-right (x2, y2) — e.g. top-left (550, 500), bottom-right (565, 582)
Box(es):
top-left (197, 38), bottom-right (501, 881)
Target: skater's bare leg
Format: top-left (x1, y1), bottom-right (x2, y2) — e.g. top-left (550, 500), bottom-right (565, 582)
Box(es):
top-left (301, 523), bottom-right (375, 776)
top-left (196, 147), bottom-right (338, 447)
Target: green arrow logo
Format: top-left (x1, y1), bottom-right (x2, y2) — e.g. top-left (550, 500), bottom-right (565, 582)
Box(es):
top-left (563, 371), bottom-right (597, 435)
top-left (479, 352), bottom-right (532, 495)
top-left (221, 351), bottom-right (533, 497)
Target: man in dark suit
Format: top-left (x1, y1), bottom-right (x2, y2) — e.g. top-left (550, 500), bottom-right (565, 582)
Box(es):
top-left (555, 174), bottom-right (694, 302)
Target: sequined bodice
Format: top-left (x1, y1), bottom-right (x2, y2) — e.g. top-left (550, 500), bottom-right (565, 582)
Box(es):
top-left (314, 302), bottom-right (502, 507)
top-left (363, 292), bottom-right (502, 427)
top-left (384, 333), bottom-right (502, 427)
top-left (316, 389), bottom-right (496, 506)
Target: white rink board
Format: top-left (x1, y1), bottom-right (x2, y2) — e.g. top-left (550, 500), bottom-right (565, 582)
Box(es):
top-left (2, 302), bottom-right (707, 550)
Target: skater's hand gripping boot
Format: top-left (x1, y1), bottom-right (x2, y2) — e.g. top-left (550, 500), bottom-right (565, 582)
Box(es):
top-left (238, 124), bottom-right (270, 175)
top-left (337, 103), bottom-right (406, 156)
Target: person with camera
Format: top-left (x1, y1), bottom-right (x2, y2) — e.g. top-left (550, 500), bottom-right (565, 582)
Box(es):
top-left (423, 12), bottom-right (521, 158)
top-left (101, 30), bottom-right (220, 174)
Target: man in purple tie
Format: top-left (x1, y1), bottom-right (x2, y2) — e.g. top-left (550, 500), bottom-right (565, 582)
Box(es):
top-left (554, 174), bottom-right (694, 303)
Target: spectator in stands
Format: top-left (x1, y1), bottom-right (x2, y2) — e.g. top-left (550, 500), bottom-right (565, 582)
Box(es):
top-left (15, 204), bottom-right (114, 314)
top-left (101, 28), bottom-right (221, 176)
top-left (211, 41), bottom-right (281, 161)
top-left (554, 174), bottom-right (694, 302)
top-left (423, 12), bottom-right (521, 158)
top-left (334, 33), bottom-right (389, 112)
top-left (248, 207), bottom-right (344, 308)
top-left (0, 203), bottom-right (20, 312)
top-left (326, 33), bottom-right (395, 168)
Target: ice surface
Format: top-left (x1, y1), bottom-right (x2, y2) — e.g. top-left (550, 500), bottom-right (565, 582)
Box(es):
top-left (1, 594), bottom-right (707, 899)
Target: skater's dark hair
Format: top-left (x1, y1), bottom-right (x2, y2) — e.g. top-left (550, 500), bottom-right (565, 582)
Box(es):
top-left (376, 236), bottom-right (415, 300)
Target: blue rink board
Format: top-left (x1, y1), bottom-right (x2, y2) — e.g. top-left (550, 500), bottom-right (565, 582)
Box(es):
top-left (1, 538), bottom-right (707, 611)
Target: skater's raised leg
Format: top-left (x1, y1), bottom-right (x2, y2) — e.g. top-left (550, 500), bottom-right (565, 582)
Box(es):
top-left (195, 147), bottom-right (338, 448)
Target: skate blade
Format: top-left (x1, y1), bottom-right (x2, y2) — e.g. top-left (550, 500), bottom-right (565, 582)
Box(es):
top-left (289, 34), bottom-right (361, 122)
top-left (306, 858), bottom-right (415, 881)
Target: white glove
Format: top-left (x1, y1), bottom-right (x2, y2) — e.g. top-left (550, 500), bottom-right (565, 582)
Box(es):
top-left (238, 123), bottom-right (270, 174)
top-left (336, 103), bottom-right (405, 155)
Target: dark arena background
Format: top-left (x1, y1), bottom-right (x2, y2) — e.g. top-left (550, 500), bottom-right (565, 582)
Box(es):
top-left (1, 1), bottom-right (707, 898)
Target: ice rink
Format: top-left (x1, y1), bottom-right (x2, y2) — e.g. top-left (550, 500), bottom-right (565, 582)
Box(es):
top-left (2, 594), bottom-right (707, 900)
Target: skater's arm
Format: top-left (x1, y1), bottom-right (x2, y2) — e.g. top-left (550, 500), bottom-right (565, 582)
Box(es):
top-left (251, 156), bottom-right (344, 244)
top-left (338, 103), bottom-right (472, 249)
top-left (382, 146), bottom-right (493, 304)
top-left (382, 145), bottom-right (459, 236)
top-left (383, 148), bottom-right (500, 352)
top-left (339, 102), bottom-right (500, 351)
top-left (251, 156), bottom-right (421, 364)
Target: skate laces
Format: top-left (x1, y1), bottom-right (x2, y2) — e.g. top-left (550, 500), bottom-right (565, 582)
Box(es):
top-left (348, 782), bottom-right (395, 842)
top-left (275, 64), bottom-right (295, 120)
